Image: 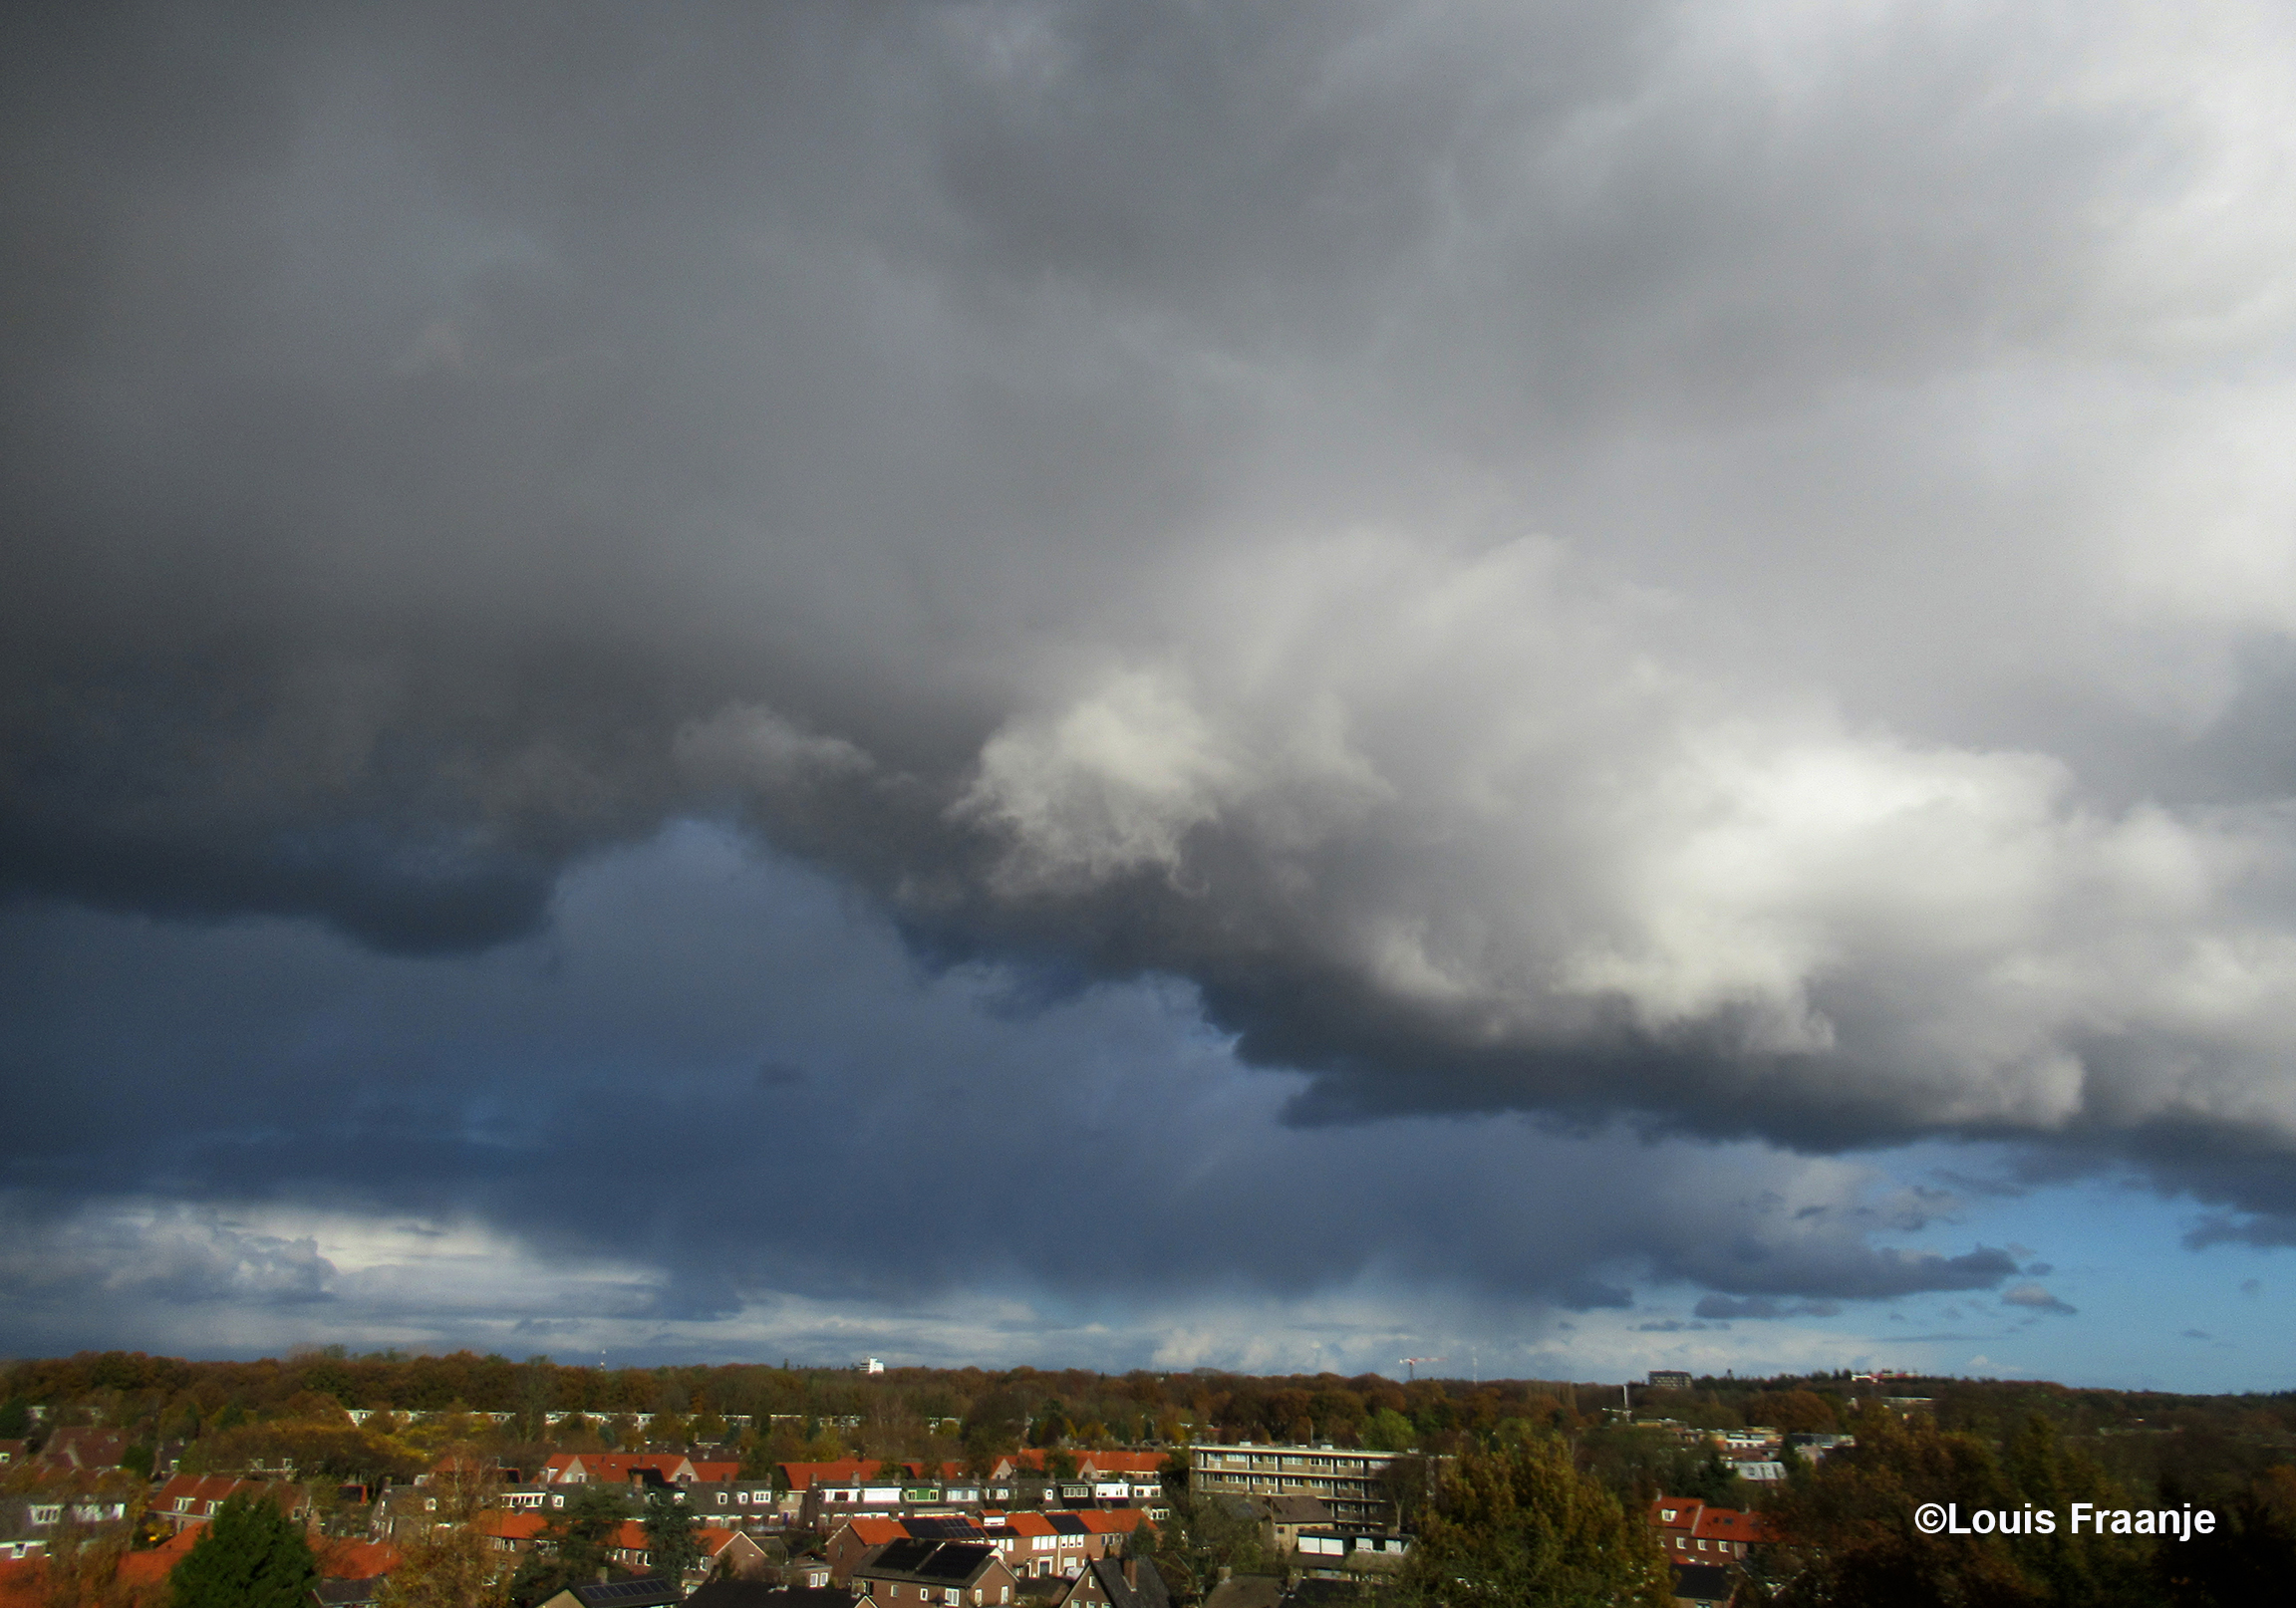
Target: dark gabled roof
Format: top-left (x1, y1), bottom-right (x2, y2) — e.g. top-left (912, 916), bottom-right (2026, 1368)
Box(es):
top-left (1200, 1579), bottom-right (1282, 1608)
top-left (872, 1538), bottom-right (943, 1573)
top-left (1280, 1582), bottom-right (1364, 1608)
top-left (573, 1579), bottom-right (686, 1607)
top-left (1079, 1558), bottom-right (1171, 1608)
top-left (859, 1539), bottom-right (1001, 1586)
top-left (686, 1585), bottom-right (856, 1608)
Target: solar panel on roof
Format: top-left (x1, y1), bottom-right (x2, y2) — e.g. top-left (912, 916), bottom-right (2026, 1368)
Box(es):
top-left (874, 1538), bottom-right (941, 1572)
top-left (1048, 1513), bottom-right (1087, 1534)
top-left (573, 1580), bottom-right (684, 1608)
top-left (913, 1542), bottom-right (992, 1581)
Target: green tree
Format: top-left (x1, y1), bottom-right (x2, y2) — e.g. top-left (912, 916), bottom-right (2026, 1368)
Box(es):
top-left (1151, 1491), bottom-right (1268, 1603)
top-left (641, 1488), bottom-right (702, 1584)
top-left (505, 1482), bottom-right (632, 1605)
top-left (1362, 1409), bottom-right (1417, 1452)
top-left (1395, 1439), bottom-right (1671, 1608)
top-left (168, 1490), bottom-right (320, 1608)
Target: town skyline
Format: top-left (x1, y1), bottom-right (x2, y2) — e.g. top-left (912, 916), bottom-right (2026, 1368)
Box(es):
top-left (7, 3), bottom-right (2296, 1399)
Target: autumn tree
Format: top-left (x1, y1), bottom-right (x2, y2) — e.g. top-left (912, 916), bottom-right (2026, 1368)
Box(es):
top-left (377, 1451), bottom-right (504, 1608)
top-left (1394, 1439), bottom-right (1671, 1608)
top-left (32, 1516), bottom-right (142, 1608)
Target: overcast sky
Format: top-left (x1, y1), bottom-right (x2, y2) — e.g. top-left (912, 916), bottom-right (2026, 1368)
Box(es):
top-left (5, 1), bottom-right (2296, 1389)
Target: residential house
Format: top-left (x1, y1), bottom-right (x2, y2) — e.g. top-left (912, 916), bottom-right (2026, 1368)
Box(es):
top-left (1291, 1529), bottom-right (1410, 1580)
top-left (793, 1463), bottom-right (990, 1528)
top-left (1253, 1495), bottom-right (1328, 1556)
top-left (540, 1454), bottom-right (740, 1487)
top-left (852, 1539), bottom-right (1018, 1608)
top-left (148, 1474), bottom-right (310, 1533)
top-left (33, 1429), bottom-right (131, 1474)
top-left (1052, 1557), bottom-right (1169, 1608)
top-left (830, 1519), bottom-right (932, 1582)
top-left (0, 1494), bottom-right (136, 1561)
top-left (700, 1529), bottom-right (777, 1583)
top-left (989, 1510), bottom-right (1147, 1581)
top-left (473, 1509), bottom-right (551, 1560)
top-left (1647, 1497), bottom-right (1778, 1568)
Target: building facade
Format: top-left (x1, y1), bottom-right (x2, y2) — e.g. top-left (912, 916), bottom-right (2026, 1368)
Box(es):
top-left (1186, 1446), bottom-right (1403, 1531)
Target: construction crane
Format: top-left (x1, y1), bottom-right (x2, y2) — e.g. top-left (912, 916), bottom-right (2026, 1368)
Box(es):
top-left (1400, 1357), bottom-right (1445, 1381)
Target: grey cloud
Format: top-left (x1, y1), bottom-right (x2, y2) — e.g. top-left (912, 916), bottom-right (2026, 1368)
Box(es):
top-left (7, 1), bottom-right (2296, 1297)
top-left (1692, 1296), bottom-right (1843, 1321)
top-left (2001, 1284), bottom-right (2079, 1316)
top-left (0, 1204), bottom-right (337, 1310)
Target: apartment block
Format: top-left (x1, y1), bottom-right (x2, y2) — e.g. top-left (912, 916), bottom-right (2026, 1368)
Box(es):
top-left (1186, 1446), bottom-right (1402, 1530)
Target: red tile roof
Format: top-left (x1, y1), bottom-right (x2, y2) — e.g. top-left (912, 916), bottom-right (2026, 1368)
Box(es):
top-left (475, 1510), bottom-right (553, 1542)
top-left (1647, 1497), bottom-right (1782, 1546)
top-left (841, 1518), bottom-right (912, 1546)
top-left (34, 1429), bottom-right (132, 1471)
top-left (781, 1459), bottom-right (920, 1490)
top-left (317, 1537), bottom-right (404, 1578)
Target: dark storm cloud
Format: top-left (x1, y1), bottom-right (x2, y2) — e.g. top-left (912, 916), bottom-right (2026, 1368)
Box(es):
top-left (0, 826), bottom-right (2032, 1355)
top-left (7, 0), bottom-right (2296, 1297)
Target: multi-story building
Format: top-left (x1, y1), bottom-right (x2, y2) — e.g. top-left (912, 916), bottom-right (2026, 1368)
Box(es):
top-left (1186, 1446), bottom-right (1403, 1530)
